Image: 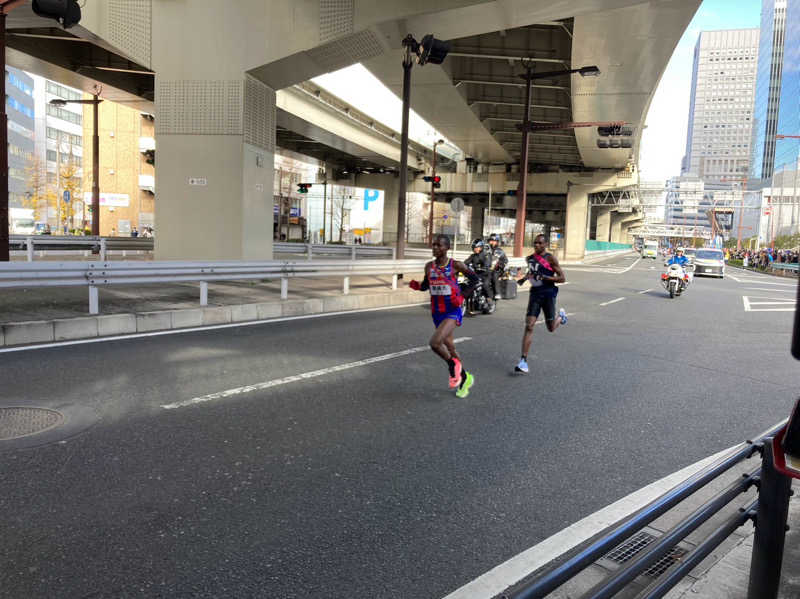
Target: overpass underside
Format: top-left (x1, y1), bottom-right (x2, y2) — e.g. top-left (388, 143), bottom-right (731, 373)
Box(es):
top-left (2, 0), bottom-right (699, 261)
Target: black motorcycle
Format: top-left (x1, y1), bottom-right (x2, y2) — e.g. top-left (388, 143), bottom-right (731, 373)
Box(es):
top-left (458, 269), bottom-right (496, 316)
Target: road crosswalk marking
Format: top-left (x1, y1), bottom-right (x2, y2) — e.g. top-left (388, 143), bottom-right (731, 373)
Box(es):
top-left (742, 296), bottom-right (796, 312)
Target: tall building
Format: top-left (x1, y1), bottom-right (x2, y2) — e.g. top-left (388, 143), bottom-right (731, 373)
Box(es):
top-left (81, 101), bottom-right (156, 236)
top-left (681, 29), bottom-right (760, 184)
top-left (6, 67), bottom-right (35, 210)
top-left (772, 0), bottom-right (800, 177)
top-left (750, 0), bottom-right (796, 182)
top-left (31, 75), bottom-right (84, 230)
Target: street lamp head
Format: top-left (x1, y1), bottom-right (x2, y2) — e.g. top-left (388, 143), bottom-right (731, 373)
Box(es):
top-left (418, 34), bottom-right (451, 66)
top-left (578, 65), bottom-right (601, 77)
top-left (49, 99), bottom-right (67, 106)
top-left (436, 139), bottom-right (444, 145)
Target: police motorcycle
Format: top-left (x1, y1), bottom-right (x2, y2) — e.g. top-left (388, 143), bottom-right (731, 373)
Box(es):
top-left (661, 249), bottom-right (693, 299)
top-left (458, 239), bottom-right (496, 316)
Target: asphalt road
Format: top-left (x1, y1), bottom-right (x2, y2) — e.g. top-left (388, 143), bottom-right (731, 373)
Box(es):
top-left (2, 253), bottom-right (799, 598)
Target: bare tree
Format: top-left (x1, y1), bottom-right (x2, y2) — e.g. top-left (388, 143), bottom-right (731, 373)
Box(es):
top-left (331, 194), bottom-right (352, 242)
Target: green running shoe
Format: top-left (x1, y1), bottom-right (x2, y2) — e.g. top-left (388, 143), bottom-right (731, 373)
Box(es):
top-left (456, 371), bottom-right (474, 399)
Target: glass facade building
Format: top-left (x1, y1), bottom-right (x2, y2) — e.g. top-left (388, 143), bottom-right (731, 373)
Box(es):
top-left (681, 29), bottom-right (760, 185)
top-left (773, 0), bottom-right (800, 176)
top-left (751, 0), bottom-right (793, 182)
top-left (5, 67), bottom-right (35, 209)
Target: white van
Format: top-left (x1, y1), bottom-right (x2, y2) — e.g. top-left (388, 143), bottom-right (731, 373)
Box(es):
top-left (642, 240), bottom-right (659, 259)
top-left (10, 207), bottom-right (35, 235)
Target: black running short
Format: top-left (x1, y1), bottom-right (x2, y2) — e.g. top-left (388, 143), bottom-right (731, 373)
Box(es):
top-left (526, 291), bottom-right (557, 321)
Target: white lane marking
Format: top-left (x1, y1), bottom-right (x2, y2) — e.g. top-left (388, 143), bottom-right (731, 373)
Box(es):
top-left (746, 287), bottom-right (795, 293)
top-left (441, 443), bottom-right (742, 599)
top-left (620, 257), bottom-right (641, 273)
top-left (599, 297), bottom-right (626, 307)
top-left (637, 288), bottom-right (653, 294)
top-left (735, 279), bottom-right (795, 287)
top-left (743, 296), bottom-right (796, 312)
top-left (0, 302), bottom-right (429, 354)
top-left (162, 337), bottom-right (472, 410)
top-left (729, 274), bottom-right (742, 282)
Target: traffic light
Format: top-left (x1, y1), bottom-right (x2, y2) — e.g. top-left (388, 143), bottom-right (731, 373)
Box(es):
top-left (87, 206), bottom-right (93, 213)
top-left (418, 34), bottom-right (451, 66)
top-left (423, 175), bottom-right (442, 188)
top-left (506, 190), bottom-right (517, 197)
top-left (32, 0), bottom-right (82, 28)
top-left (297, 183), bottom-right (312, 194)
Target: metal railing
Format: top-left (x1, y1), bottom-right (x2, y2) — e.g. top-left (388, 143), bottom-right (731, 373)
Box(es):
top-left (273, 242), bottom-right (395, 259)
top-left (0, 258), bottom-right (428, 315)
top-left (9, 235), bottom-right (154, 261)
top-left (506, 421), bottom-right (791, 599)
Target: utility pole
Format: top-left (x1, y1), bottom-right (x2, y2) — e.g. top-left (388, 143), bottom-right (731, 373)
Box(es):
top-left (396, 38), bottom-right (414, 259)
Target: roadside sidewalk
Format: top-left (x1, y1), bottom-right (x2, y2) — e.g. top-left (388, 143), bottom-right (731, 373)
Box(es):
top-left (665, 479), bottom-right (800, 599)
top-left (0, 274), bottom-right (426, 348)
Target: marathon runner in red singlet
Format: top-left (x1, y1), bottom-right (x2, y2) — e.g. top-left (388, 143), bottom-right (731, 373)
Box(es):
top-left (410, 234), bottom-right (480, 398)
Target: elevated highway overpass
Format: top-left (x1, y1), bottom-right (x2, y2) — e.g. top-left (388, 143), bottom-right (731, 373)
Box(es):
top-left (3, 0), bottom-right (700, 261)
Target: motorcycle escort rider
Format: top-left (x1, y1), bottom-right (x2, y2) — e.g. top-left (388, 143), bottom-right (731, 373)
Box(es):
top-left (464, 238), bottom-right (492, 291)
top-left (486, 233), bottom-right (508, 300)
top-left (667, 247), bottom-right (689, 267)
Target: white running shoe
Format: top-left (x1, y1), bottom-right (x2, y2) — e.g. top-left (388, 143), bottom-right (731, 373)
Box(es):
top-left (515, 359), bottom-right (529, 374)
top-left (559, 308), bottom-right (568, 325)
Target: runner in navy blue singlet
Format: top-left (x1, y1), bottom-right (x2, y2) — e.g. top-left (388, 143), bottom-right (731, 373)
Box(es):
top-left (514, 234), bottom-right (568, 374)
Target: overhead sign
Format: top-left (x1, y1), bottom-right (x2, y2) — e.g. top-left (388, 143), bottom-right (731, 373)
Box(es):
top-left (99, 193), bottom-right (130, 207)
top-left (364, 189), bottom-right (380, 210)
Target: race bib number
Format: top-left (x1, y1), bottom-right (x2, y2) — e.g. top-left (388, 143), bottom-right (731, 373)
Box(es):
top-left (430, 284), bottom-right (452, 296)
top-left (530, 278), bottom-right (543, 288)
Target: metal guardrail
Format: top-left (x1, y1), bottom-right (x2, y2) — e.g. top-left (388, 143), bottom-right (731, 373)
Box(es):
top-left (273, 242), bottom-right (395, 259)
top-left (507, 421), bottom-right (791, 599)
top-left (0, 258), bottom-right (428, 315)
top-left (9, 235), bottom-right (154, 261)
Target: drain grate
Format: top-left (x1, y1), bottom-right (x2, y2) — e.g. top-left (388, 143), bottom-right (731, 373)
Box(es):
top-left (645, 546), bottom-right (688, 578)
top-left (0, 407), bottom-right (64, 440)
top-left (604, 531), bottom-right (688, 579)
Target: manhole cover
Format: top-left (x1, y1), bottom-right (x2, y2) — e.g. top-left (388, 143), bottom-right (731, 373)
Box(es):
top-left (0, 407), bottom-right (64, 441)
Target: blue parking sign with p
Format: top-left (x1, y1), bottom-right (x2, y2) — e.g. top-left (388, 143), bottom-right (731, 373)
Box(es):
top-left (364, 189), bottom-right (380, 210)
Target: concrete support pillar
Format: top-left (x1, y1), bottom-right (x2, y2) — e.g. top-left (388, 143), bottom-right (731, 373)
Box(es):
top-left (610, 213), bottom-right (624, 244)
top-left (595, 207), bottom-right (612, 242)
top-left (152, 2), bottom-right (275, 261)
top-left (565, 187), bottom-right (590, 262)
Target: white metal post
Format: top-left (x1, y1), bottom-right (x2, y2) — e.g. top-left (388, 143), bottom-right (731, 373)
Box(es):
top-left (26, 237), bottom-right (33, 262)
top-left (343, 276), bottom-right (350, 295)
top-left (100, 238), bottom-right (107, 261)
top-left (392, 274), bottom-right (398, 290)
top-left (307, 243), bottom-right (313, 260)
top-left (89, 285), bottom-right (99, 314)
top-left (392, 247), bottom-right (397, 260)
top-left (200, 281), bottom-right (208, 306)
top-left (351, 246), bottom-right (357, 260)
top-left (281, 276), bottom-right (288, 299)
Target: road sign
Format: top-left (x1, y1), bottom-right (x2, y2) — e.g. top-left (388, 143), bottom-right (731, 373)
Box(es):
top-left (451, 197), bottom-right (464, 212)
top-left (63, 190), bottom-right (70, 203)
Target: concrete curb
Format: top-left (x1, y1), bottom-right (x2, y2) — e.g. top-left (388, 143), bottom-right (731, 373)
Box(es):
top-left (0, 290), bottom-right (420, 348)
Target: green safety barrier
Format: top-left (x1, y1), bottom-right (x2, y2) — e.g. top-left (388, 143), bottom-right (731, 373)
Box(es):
top-left (585, 240), bottom-right (632, 252)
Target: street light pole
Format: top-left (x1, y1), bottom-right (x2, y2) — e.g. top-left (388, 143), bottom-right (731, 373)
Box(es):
top-left (428, 139), bottom-right (443, 244)
top-left (512, 64), bottom-right (600, 257)
top-left (513, 64), bottom-right (534, 258)
top-left (396, 40), bottom-right (413, 259)
top-left (50, 95), bottom-right (102, 239)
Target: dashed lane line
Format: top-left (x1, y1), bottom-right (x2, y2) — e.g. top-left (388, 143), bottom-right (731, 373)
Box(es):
top-left (161, 337), bottom-right (473, 409)
top-left (599, 297), bottom-right (626, 307)
top-left (637, 288), bottom-right (653, 294)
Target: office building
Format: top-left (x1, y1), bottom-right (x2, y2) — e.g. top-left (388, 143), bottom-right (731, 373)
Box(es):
top-left (681, 29), bottom-right (760, 184)
top-left (6, 67), bottom-right (35, 210)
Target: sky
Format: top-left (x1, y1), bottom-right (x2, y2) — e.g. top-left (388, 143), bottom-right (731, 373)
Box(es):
top-left (638, 0), bottom-right (762, 183)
